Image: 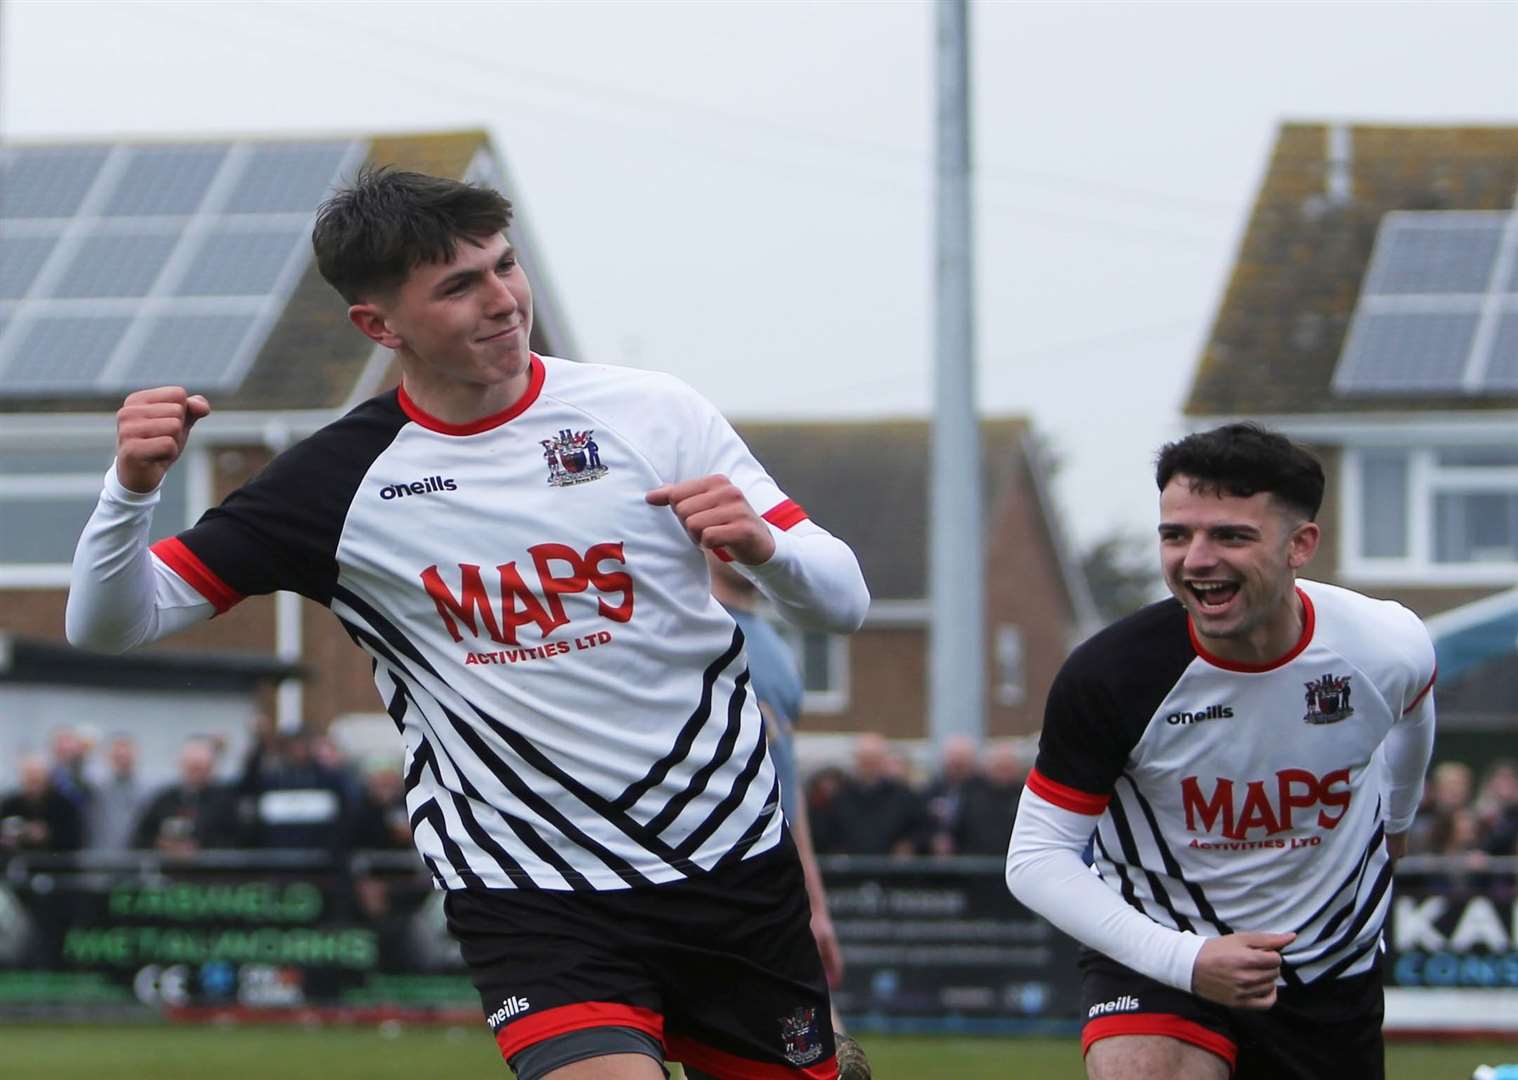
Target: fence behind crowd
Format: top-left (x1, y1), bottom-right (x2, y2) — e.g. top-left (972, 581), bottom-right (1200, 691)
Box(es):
top-left (0, 852), bottom-right (1513, 1035)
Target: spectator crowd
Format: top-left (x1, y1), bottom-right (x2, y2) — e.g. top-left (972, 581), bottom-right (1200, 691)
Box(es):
top-left (1405, 759), bottom-right (1518, 860)
top-left (806, 733), bottom-right (1029, 857)
top-left (0, 717), bottom-right (409, 861)
top-left (8, 724), bottom-right (1514, 865)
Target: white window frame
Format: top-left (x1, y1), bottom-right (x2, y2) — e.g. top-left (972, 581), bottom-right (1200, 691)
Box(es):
top-left (772, 620), bottom-right (850, 715)
top-left (0, 439), bottom-right (208, 588)
top-left (1342, 443), bottom-right (1518, 586)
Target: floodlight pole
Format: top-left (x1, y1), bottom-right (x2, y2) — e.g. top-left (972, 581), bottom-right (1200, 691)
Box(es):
top-left (929, 0), bottom-right (985, 744)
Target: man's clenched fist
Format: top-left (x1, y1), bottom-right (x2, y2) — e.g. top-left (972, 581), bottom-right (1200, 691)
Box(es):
top-left (645, 474), bottom-right (775, 565)
top-left (115, 387), bottom-right (210, 493)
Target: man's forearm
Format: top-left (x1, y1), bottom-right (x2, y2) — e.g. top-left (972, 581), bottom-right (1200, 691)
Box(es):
top-left (66, 465), bottom-right (212, 652)
top-left (1006, 790), bottom-right (1205, 992)
top-left (742, 523), bottom-right (869, 633)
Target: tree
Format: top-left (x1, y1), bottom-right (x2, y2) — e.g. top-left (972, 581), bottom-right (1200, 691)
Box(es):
top-left (1081, 529), bottom-right (1163, 623)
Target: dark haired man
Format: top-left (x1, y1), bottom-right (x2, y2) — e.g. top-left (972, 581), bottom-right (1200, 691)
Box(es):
top-left (68, 167), bottom-right (868, 1080)
top-left (1006, 423), bottom-right (1435, 1079)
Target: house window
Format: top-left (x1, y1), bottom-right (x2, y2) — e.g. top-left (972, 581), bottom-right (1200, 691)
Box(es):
top-left (1346, 445), bottom-right (1518, 582)
top-left (774, 621), bottom-right (849, 714)
top-left (994, 624), bottom-right (1026, 706)
top-left (0, 446), bottom-right (191, 585)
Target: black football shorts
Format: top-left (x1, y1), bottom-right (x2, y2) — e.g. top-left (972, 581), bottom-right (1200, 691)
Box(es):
top-left (1080, 947), bottom-right (1385, 1079)
top-left (445, 831), bottom-right (838, 1080)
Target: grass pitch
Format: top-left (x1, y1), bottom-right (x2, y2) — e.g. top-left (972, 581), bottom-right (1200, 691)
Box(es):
top-left (1, 1025), bottom-right (1512, 1078)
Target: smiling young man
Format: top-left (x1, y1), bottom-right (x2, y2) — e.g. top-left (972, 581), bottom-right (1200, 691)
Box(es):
top-left (67, 167), bottom-right (869, 1080)
top-left (1005, 423), bottom-right (1436, 1080)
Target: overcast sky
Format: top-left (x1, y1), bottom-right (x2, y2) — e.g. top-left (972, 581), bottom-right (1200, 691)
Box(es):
top-left (5, 0), bottom-right (1517, 548)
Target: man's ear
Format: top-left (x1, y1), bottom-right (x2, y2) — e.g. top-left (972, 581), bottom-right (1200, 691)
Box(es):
top-left (1287, 520), bottom-right (1321, 571)
top-left (349, 303), bottom-right (403, 349)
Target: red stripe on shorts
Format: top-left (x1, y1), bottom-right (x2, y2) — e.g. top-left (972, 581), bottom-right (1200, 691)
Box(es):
top-left (1026, 767), bottom-right (1110, 816)
top-left (1082, 1013), bottom-right (1237, 1070)
top-left (666, 1034), bottom-right (837, 1080)
top-left (150, 537), bottom-right (243, 614)
top-left (495, 1001), bottom-right (665, 1061)
top-left (762, 499), bottom-right (809, 531)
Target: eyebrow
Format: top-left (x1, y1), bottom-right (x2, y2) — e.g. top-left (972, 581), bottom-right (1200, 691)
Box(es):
top-left (432, 245), bottom-right (516, 296)
top-left (1157, 522), bottom-right (1262, 535)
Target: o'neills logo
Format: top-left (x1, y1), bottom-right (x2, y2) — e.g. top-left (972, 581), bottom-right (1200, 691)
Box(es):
top-left (380, 475), bottom-right (458, 500)
top-left (1167, 704), bottom-right (1233, 725)
top-left (1088, 994), bottom-right (1140, 1018)
top-left (486, 995), bottom-right (530, 1028)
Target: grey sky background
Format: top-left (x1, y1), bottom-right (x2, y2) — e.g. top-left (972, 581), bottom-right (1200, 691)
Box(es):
top-left (4, 0), bottom-right (1517, 549)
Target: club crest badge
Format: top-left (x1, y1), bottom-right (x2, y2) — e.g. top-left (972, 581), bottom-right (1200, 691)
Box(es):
top-left (778, 1005), bottom-right (824, 1066)
top-left (540, 428), bottom-right (608, 487)
top-left (1303, 673), bottom-right (1354, 725)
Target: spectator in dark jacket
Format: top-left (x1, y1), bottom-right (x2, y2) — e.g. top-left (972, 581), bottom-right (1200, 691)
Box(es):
top-left (133, 738), bottom-right (241, 853)
top-left (1, 754), bottom-right (84, 852)
top-left (812, 733), bottom-right (931, 856)
top-left (952, 741), bottom-right (1027, 855)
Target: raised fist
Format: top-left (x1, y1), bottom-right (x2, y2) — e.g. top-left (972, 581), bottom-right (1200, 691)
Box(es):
top-left (115, 386), bottom-right (210, 494)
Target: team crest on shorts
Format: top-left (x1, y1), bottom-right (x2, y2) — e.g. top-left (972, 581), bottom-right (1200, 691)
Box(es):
top-left (778, 1005), bottom-right (824, 1066)
top-left (540, 428), bottom-right (608, 487)
top-left (1303, 673), bottom-right (1355, 725)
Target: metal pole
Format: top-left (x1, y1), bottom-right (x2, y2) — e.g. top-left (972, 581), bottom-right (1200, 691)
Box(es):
top-left (930, 0), bottom-right (984, 743)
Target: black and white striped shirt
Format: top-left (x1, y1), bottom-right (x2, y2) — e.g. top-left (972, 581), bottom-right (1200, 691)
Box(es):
top-left (74, 354), bottom-right (868, 890)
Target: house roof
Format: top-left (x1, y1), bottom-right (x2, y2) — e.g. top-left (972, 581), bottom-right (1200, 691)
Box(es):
top-left (0, 130), bottom-right (573, 415)
top-left (734, 417), bottom-right (1091, 620)
top-left (1186, 123), bottom-right (1518, 417)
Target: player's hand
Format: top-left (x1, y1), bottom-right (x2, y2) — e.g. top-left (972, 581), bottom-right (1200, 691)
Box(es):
top-left (1385, 831), bottom-right (1408, 862)
top-left (1191, 931), bottom-right (1295, 1010)
top-left (645, 474), bottom-right (775, 565)
top-left (811, 903), bottom-right (845, 989)
top-left (116, 387), bottom-right (210, 493)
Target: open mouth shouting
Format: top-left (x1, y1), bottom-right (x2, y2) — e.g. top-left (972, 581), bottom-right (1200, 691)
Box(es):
top-left (1187, 580), bottom-right (1240, 614)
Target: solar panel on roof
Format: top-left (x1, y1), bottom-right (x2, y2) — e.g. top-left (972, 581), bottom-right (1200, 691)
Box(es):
top-left (1336, 311), bottom-right (1479, 392)
top-left (125, 313), bottom-right (261, 389)
top-left (0, 147), bottom-right (110, 219)
top-left (1483, 312), bottom-right (1518, 391)
top-left (0, 236), bottom-right (57, 298)
top-left (49, 232), bottom-right (179, 298)
top-left (102, 145), bottom-right (229, 217)
top-left (175, 225), bottom-right (307, 297)
top-left (1332, 212), bottom-right (1518, 396)
top-left (1, 316), bottom-right (132, 392)
top-left (1362, 218), bottom-right (1504, 295)
top-left (222, 142), bottom-right (353, 214)
top-left (0, 137), bottom-right (362, 400)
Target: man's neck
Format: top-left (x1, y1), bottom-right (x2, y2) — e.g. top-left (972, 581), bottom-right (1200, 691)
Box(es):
top-left (400, 366), bottom-right (531, 426)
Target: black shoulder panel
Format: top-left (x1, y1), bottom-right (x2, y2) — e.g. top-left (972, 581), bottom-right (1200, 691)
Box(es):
top-left (176, 392), bottom-right (407, 605)
top-left (1034, 598), bottom-right (1196, 797)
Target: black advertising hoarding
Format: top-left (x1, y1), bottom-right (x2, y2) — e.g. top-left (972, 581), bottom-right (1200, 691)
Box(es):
top-left (1383, 863), bottom-right (1518, 990)
top-left (820, 856), bottom-right (1084, 1024)
top-left (0, 853), bottom-right (477, 1017)
top-left (2, 853), bottom-right (1508, 1023)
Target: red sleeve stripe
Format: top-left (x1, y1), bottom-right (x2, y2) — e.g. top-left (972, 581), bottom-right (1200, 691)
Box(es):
top-left (1404, 666), bottom-right (1437, 715)
top-left (1083, 1014), bottom-right (1236, 1069)
top-left (762, 499), bottom-right (809, 531)
top-left (150, 537), bottom-right (243, 615)
top-left (1026, 767), bottom-right (1110, 816)
top-left (495, 1001), bottom-right (664, 1061)
top-left (666, 1034), bottom-right (837, 1080)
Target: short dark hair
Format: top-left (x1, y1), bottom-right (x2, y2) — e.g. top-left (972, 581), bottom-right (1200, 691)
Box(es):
top-left (1155, 423), bottom-right (1325, 521)
top-left (312, 165), bottom-right (514, 303)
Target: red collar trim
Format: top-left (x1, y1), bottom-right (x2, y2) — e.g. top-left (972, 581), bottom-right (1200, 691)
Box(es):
top-left (397, 354), bottom-right (545, 435)
top-left (1188, 587), bottom-right (1315, 673)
